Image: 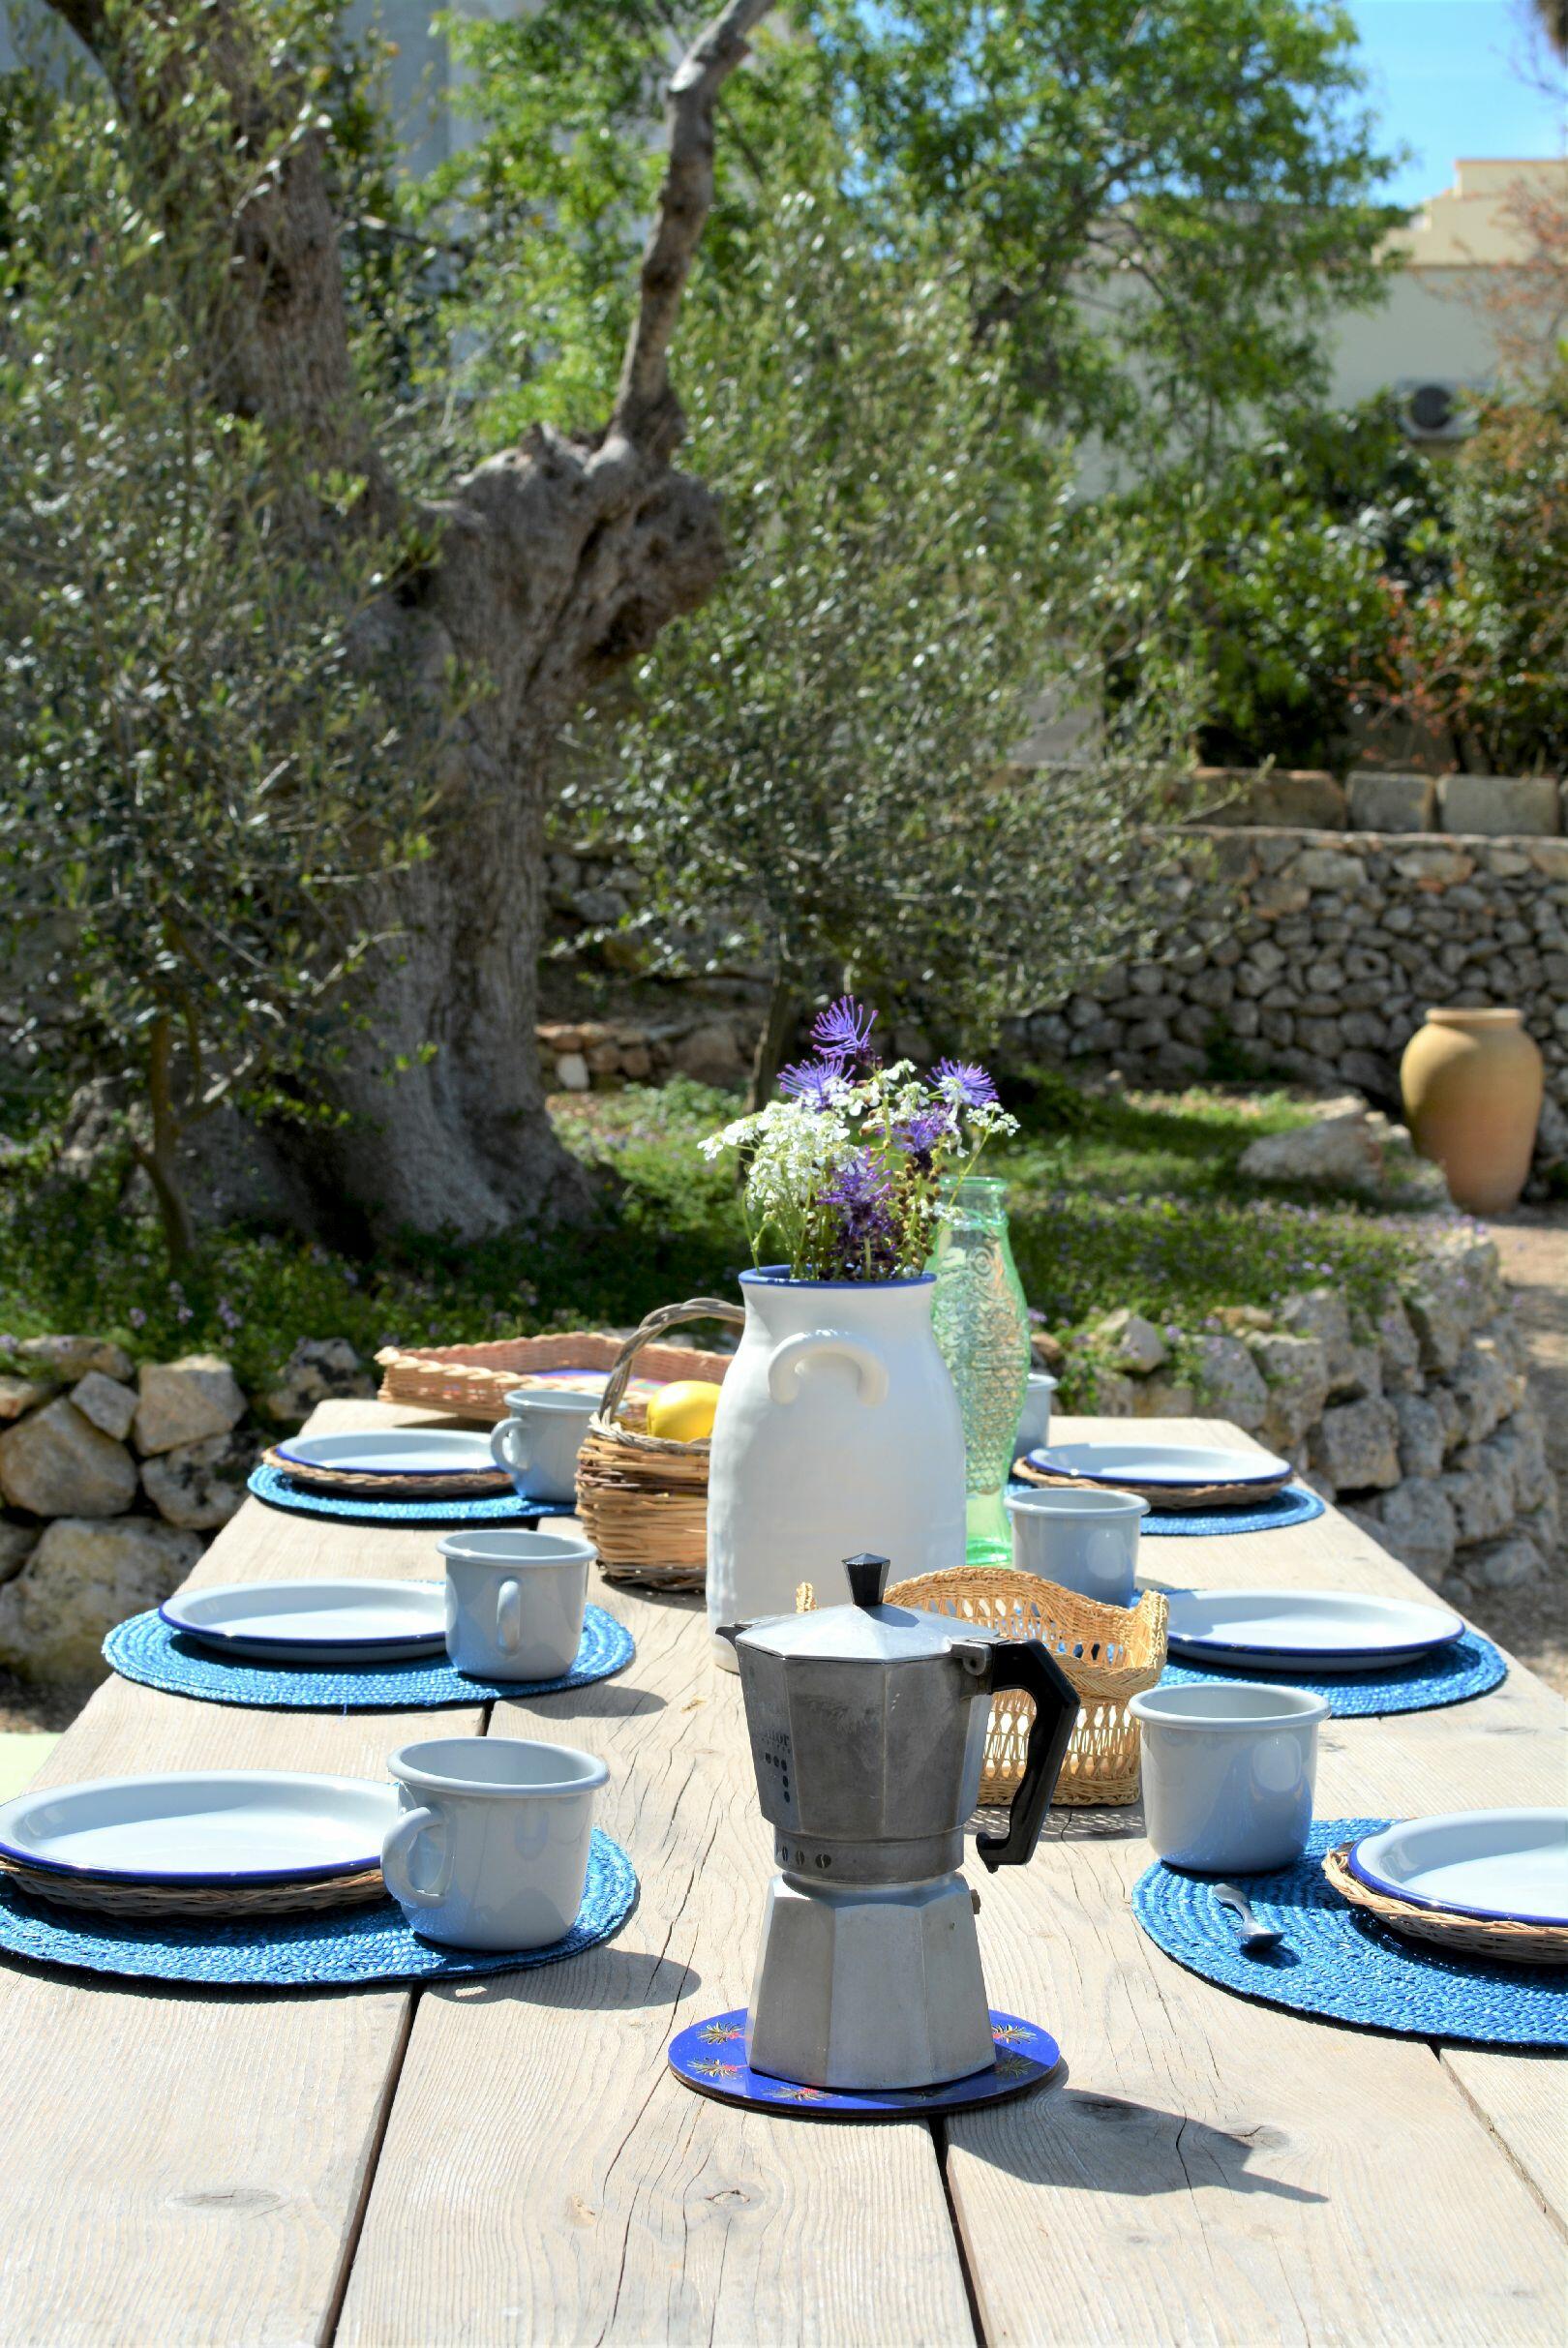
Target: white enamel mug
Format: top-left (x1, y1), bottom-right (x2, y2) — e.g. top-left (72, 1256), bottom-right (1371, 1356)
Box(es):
top-left (438, 1527), bottom-right (594, 1681)
top-left (489, 1386), bottom-right (600, 1502)
top-left (382, 1735), bottom-right (608, 1949)
top-left (1129, 1681), bottom-right (1329, 1874)
top-left (1014, 1371), bottom-right (1059, 1459)
top-left (1006, 1486), bottom-right (1148, 1607)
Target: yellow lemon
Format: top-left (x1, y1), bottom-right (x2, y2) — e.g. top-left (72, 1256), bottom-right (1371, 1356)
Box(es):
top-left (646, 1379), bottom-right (723, 1442)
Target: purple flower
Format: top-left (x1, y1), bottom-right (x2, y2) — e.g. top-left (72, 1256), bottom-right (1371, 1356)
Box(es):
top-left (810, 995), bottom-right (878, 1067)
top-left (932, 1057), bottom-right (999, 1109)
top-left (822, 1151), bottom-right (901, 1277)
top-left (778, 1054), bottom-right (847, 1110)
top-left (893, 1105), bottom-right (953, 1169)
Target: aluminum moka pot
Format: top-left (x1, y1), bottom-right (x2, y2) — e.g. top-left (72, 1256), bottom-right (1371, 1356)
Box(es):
top-left (716, 1552), bottom-right (1080, 2090)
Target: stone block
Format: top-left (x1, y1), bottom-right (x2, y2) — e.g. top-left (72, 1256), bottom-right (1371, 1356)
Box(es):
top-left (1191, 1335), bottom-right (1268, 1432)
top-left (672, 1022), bottom-right (746, 1088)
top-left (1389, 844), bottom-right (1474, 886)
top-left (1374, 1477), bottom-right (1458, 1586)
top-left (1346, 771), bottom-right (1435, 833)
top-left (69, 1372), bottom-right (137, 1443)
top-left (140, 1430), bottom-right (254, 1531)
top-left (0, 1524), bottom-right (37, 1586)
top-left (1277, 1289), bottom-right (1354, 1385)
top-left (1089, 1309), bottom-right (1168, 1374)
top-left (1438, 773), bottom-right (1560, 838)
top-left (1237, 1111), bottom-right (1382, 1194)
top-left (1130, 1380), bottom-right (1196, 1420)
top-left (262, 1339), bottom-right (376, 1427)
top-left (1311, 1397), bottom-right (1400, 1493)
top-left (1375, 1295), bottom-right (1422, 1392)
top-left (0, 1400), bottom-right (138, 1519)
top-left (134, 1356), bottom-right (247, 1457)
top-left (1449, 1337), bottom-right (1517, 1446)
top-left (1489, 1410), bottom-right (1552, 1513)
top-left (1290, 848), bottom-right (1365, 890)
top-left (555, 1052), bottom-right (590, 1092)
top-left (0, 1375), bottom-right (56, 1423)
top-left (1247, 1333), bottom-right (1330, 1447)
top-left (14, 1335), bottom-right (135, 1384)
top-left (1464, 1533), bottom-right (1545, 1591)
top-left (1197, 769), bottom-right (1346, 828)
top-left (1442, 1437), bottom-right (1516, 1544)
top-left (0, 1516), bottom-right (202, 1682)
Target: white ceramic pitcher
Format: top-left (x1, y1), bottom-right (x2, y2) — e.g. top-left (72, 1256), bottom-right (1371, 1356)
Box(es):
top-left (705, 1268), bottom-right (966, 1669)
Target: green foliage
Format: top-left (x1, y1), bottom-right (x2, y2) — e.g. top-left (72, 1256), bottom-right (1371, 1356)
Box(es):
top-left (0, 30), bottom-right (440, 1258)
top-left (0, 1079), bottom-right (1423, 1392)
top-left (561, 189), bottom-right (1176, 1061)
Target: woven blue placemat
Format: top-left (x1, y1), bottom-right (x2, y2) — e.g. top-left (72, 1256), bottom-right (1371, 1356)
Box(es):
top-left (0, 1828), bottom-right (636, 1989)
top-left (104, 1605), bottom-right (635, 1710)
top-left (1008, 1482), bottom-right (1326, 1537)
top-left (248, 1462), bottom-right (577, 1525)
top-left (1133, 1818), bottom-right (1568, 2047)
top-left (1160, 1626), bottom-right (1505, 1717)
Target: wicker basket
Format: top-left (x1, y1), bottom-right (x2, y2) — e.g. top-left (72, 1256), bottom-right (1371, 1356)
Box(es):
top-left (575, 1299), bottom-right (744, 1591)
top-left (1322, 1843), bottom-right (1568, 1968)
top-left (0, 1855), bottom-right (387, 1921)
top-left (377, 1328), bottom-right (735, 1423)
top-left (798, 1568), bottom-right (1168, 1807)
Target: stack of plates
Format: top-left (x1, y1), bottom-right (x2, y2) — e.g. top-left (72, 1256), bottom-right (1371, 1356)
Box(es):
top-left (162, 1580), bottom-right (447, 1666)
top-left (1327, 1810), bottom-right (1568, 1966)
top-left (1164, 1588), bottom-right (1463, 1673)
top-left (1020, 1442), bottom-right (1291, 1510)
top-left (0, 1772), bottom-right (398, 1919)
top-left (267, 1430), bottom-right (510, 1500)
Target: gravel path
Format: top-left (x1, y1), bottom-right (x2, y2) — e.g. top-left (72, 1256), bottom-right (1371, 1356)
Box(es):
top-left (1475, 1207), bottom-right (1568, 1695)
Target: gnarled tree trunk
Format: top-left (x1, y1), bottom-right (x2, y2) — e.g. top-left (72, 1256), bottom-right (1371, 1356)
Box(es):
top-left (50, 0), bottom-right (771, 1240)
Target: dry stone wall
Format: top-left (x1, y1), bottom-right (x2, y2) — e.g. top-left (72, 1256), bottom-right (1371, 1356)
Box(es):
top-left (1016, 828), bottom-right (1568, 1169)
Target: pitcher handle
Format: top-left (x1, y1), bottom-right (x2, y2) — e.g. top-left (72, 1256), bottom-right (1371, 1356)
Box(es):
top-left (767, 1331), bottom-right (890, 1407)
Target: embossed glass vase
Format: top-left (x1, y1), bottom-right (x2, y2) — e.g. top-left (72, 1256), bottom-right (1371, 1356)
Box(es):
top-left (929, 1176), bottom-right (1032, 1565)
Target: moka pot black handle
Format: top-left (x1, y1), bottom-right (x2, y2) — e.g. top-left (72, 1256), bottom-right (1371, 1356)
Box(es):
top-left (974, 1639), bottom-right (1080, 1874)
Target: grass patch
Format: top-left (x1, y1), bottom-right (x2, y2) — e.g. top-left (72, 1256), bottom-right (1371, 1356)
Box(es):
top-left (0, 1075), bottom-right (1432, 1388)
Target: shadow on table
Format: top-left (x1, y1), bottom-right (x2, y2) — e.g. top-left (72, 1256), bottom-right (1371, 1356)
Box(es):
top-left (947, 2078), bottom-right (1327, 2205)
top-left (435, 1945), bottom-right (701, 2013)
top-left (495, 1684), bottom-right (668, 1721)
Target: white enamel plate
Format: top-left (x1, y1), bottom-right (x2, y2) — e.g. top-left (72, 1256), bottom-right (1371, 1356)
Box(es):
top-left (276, 1430), bottom-right (500, 1477)
top-left (1350, 1810), bottom-right (1568, 1928)
top-left (1165, 1587), bottom-right (1464, 1672)
top-left (0, 1772), bottom-right (400, 1885)
top-left (161, 1580), bottom-right (447, 1665)
top-left (1030, 1441), bottom-right (1289, 1490)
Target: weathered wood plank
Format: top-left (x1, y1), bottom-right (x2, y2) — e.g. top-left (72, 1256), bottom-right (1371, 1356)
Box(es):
top-left (336, 1582), bottom-right (976, 2348)
top-left (0, 1400), bottom-right (482, 2348)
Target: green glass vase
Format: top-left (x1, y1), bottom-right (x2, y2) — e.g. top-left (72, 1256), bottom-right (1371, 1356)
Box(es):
top-left (929, 1175), bottom-right (1032, 1565)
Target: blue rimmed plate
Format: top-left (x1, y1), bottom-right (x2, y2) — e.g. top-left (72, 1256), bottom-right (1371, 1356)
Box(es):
top-left (276, 1430), bottom-right (499, 1477)
top-left (1165, 1587), bottom-right (1463, 1672)
top-left (1349, 1810), bottom-right (1568, 1928)
top-left (161, 1580), bottom-right (447, 1666)
top-left (0, 1771), bottom-right (399, 1887)
top-left (1030, 1440), bottom-right (1289, 1490)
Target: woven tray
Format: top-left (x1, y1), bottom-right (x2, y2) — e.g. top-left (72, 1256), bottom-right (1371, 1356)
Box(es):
top-left (1323, 1843), bottom-right (1568, 1968)
top-left (0, 1854), bottom-right (387, 1921)
top-left (799, 1570), bottom-right (1168, 1807)
top-left (1012, 1458), bottom-right (1290, 1512)
top-left (259, 1448), bottom-right (510, 1502)
top-left (377, 1330), bottom-right (735, 1423)
top-left (576, 1300), bottom-right (743, 1590)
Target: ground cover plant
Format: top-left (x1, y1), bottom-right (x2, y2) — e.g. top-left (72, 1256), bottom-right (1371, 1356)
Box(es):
top-left (0, 1076), bottom-right (1426, 1397)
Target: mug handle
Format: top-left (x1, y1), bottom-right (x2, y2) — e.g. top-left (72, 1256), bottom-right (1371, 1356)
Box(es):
top-left (381, 1806), bottom-right (452, 1910)
top-left (767, 1331), bottom-right (890, 1408)
top-left (490, 1419), bottom-right (528, 1479)
top-left (496, 1578), bottom-right (524, 1655)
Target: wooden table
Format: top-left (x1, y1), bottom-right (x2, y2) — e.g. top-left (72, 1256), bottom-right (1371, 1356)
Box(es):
top-left (1, 1406), bottom-right (1562, 2346)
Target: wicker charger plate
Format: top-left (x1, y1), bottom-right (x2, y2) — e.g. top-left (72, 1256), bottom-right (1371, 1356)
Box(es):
top-left (377, 1330), bottom-right (735, 1423)
top-left (259, 1448), bottom-right (510, 1502)
top-left (1322, 1843), bottom-right (1568, 1967)
top-left (1012, 1458), bottom-right (1290, 1512)
top-left (0, 1853), bottom-right (387, 1922)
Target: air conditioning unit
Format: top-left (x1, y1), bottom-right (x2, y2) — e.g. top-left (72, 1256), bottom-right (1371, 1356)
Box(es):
top-left (1395, 379), bottom-right (1479, 442)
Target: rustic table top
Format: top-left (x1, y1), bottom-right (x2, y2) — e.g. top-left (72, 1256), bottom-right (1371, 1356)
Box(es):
top-left (0, 1402), bottom-right (1562, 2347)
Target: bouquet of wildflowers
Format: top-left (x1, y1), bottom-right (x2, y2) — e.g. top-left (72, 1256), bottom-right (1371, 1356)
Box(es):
top-left (701, 997), bottom-right (1017, 1279)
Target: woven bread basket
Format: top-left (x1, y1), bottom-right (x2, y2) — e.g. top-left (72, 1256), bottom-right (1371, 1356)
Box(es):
top-left (1322, 1843), bottom-right (1568, 1967)
top-left (798, 1568), bottom-right (1168, 1807)
top-left (377, 1328), bottom-right (734, 1423)
top-left (575, 1299), bottom-right (743, 1591)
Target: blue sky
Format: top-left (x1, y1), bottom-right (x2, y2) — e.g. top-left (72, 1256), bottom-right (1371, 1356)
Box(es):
top-left (1345, 2), bottom-right (1566, 206)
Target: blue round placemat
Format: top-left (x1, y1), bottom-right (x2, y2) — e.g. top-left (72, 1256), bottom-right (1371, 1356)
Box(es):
top-left (0, 1828), bottom-right (636, 1989)
top-left (669, 2008), bottom-right (1060, 2120)
top-left (1008, 1482), bottom-right (1326, 1536)
top-left (1160, 1626), bottom-right (1505, 1717)
top-left (1133, 1818), bottom-right (1568, 2047)
top-left (104, 1604), bottom-right (635, 1710)
top-left (248, 1462), bottom-right (577, 1525)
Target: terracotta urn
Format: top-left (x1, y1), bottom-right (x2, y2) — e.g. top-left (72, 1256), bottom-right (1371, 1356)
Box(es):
top-left (1399, 1008), bottom-right (1544, 1217)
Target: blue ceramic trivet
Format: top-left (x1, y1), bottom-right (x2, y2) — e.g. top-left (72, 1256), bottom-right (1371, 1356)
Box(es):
top-left (0, 1828), bottom-right (636, 1989)
top-left (1160, 1626), bottom-right (1505, 1717)
top-left (1133, 1819), bottom-right (1568, 2048)
top-left (104, 1604), bottom-right (635, 1710)
top-left (1009, 1481), bottom-right (1326, 1537)
top-left (248, 1462), bottom-right (577, 1526)
top-left (668, 2009), bottom-right (1060, 2120)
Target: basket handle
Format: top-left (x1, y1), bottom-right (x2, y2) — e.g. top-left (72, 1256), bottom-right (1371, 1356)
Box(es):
top-left (598, 1297), bottom-right (744, 1428)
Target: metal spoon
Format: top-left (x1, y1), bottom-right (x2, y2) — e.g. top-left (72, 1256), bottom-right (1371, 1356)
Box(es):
top-left (1213, 1881), bottom-right (1282, 1957)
